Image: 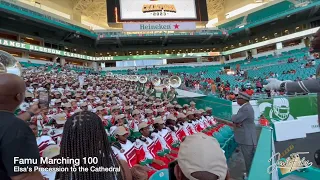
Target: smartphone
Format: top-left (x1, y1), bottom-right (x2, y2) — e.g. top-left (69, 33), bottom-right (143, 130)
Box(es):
top-left (168, 160), bottom-right (178, 180)
top-left (39, 91), bottom-right (50, 109)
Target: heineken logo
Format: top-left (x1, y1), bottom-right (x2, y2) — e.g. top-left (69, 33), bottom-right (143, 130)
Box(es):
top-left (140, 23), bottom-right (180, 30)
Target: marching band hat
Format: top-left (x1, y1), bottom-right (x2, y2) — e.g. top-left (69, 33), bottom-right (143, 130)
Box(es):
top-left (138, 122), bottom-right (149, 131)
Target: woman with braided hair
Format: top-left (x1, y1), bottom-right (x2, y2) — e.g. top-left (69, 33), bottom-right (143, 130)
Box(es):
top-left (59, 111), bottom-right (132, 180)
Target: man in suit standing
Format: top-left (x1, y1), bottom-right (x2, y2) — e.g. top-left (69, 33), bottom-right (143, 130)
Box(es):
top-left (232, 92), bottom-right (257, 174)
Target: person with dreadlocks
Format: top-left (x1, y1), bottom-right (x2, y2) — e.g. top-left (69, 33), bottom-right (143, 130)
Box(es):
top-left (59, 111), bottom-right (132, 180)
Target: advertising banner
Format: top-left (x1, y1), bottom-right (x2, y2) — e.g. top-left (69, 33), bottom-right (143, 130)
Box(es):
top-left (119, 0), bottom-right (197, 20)
top-left (123, 22), bottom-right (196, 32)
top-left (258, 96), bottom-right (318, 122)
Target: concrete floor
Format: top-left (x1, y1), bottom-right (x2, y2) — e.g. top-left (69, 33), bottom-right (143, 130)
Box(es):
top-left (227, 127), bottom-right (262, 180)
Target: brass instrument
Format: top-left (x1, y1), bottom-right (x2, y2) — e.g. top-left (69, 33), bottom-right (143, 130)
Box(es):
top-left (131, 75), bottom-right (139, 82)
top-left (151, 76), bottom-right (161, 86)
top-left (139, 75), bottom-right (148, 84)
top-left (169, 75), bottom-right (182, 88)
top-left (0, 50), bottom-right (22, 76)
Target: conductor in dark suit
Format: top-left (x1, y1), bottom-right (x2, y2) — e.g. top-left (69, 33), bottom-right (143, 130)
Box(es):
top-left (232, 92), bottom-right (257, 174)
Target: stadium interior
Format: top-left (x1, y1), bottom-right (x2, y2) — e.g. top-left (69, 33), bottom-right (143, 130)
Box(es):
top-left (1, 0), bottom-right (320, 179)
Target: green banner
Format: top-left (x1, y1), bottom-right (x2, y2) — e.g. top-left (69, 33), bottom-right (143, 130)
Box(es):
top-left (258, 95), bottom-right (318, 122)
top-left (178, 96), bottom-right (232, 120)
top-left (0, 38), bottom-right (220, 61)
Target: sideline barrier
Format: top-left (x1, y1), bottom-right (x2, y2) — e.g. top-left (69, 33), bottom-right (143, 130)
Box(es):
top-left (248, 127), bottom-right (273, 180)
top-left (232, 94), bottom-right (318, 121)
top-left (177, 96), bottom-right (232, 120)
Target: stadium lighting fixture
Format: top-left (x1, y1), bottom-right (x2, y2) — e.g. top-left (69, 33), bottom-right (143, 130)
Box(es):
top-left (107, 52), bottom-right (109, 54)
top-left (173, 50), bottom-right (175, 51)
top-left (25, 37), bottom-right (34, 40)
top-left (150, 51), bottom-right (153, 52)
top-left (114, 52), bottom-right (117, 54)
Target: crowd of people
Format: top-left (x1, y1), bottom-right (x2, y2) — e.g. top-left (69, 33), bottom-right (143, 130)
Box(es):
top-left (0, 52), bottom-right (233, 180)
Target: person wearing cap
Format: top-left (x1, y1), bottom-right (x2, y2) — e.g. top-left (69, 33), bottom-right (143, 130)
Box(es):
top-left (40, 145), bottom-right (60, 180)
top-left (232, 92), bottom-right (257, 174)
top-left (176, 113), bottom-right (190, 142)
top-left (19, 91), bottom-right (34, 112)
top-left (168, 87), bottom-right (178, 102)
top-left (128, 109), bottom-right (141, 137)
top-left (189, 101), bottom-right (196, 111)
top-left (160, 87), bottom-right (169, 101)
top-left (48, 113), bottom-right (67, 145)
top-left (31, 109), bottom-right (50, 133)
top-left (151, 118), bottom-right (178, 160)
top-left (165, 115), bottom-right (181, 149)
top-left (80, 102), bottom-right (88, 111)
top-left (145, 83), bottom-right (157, 98)
top-left (205, 107), bottom-right (217, 127)
top-left (173, 133), bottom-right (229, 180)
top-left (62, 103), bottom-right (73, 118)
top-left (144, 109), bottom-right (154, 125)
top-left (194, 110), bottom-right (205, 132)
top-left (111, 126), bottom-right (141, 168)
top-left (48, 99), bottom-right (63, 115)
top-left (182, 104), bottom-right (189, 114)
top-left (186, 111), bottom-right (197, 135)
top-left (135, 122), bottom-right (170, 170)
top-left (28, 122), bottom-right (56, 157)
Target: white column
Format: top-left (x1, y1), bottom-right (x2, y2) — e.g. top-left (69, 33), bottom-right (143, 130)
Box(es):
top-left (251, 49), bottom-right (258, 55)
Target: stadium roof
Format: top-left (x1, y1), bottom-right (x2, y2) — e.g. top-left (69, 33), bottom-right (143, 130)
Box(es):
top-left (18, 0), bottom-right (274, 30)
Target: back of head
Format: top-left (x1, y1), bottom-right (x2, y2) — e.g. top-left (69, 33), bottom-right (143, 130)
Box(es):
top-left (0, 73), bottom-right (26, 112)
top-left (177, 133), bottom-right (228, 180)
top-left (60, 111), bottom-right (123, 180)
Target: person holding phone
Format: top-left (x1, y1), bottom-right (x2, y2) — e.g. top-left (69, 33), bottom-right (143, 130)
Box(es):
top-left (170, 133), bottom-right (229, 180)
top-left (0, 73), bottom-right (44, 180)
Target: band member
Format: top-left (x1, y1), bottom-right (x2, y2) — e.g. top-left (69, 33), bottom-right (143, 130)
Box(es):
top-left (160, 87), bottom-right (169, 100)
top-left (168, 87), bottom-right (178, 102)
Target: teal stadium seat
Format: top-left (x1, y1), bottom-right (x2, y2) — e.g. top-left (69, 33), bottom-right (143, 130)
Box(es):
top-left (149, 169), bottom-right (169, 180)
top-left (218, 16), bottom-right (245, 30)
top-left (247, 1), bottom-right (294, 23)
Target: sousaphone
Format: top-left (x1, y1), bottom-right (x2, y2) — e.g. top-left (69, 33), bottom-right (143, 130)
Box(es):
top-left (0, 50), bottom-right (22, 76)
top-left (139, 75), bottom-right (148, 84)
top-left (169, 75), bottom-right (182, 88)
top-left (151, 76), bottom-right (161, 86)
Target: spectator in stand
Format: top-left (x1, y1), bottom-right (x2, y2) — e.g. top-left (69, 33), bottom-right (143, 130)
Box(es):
top-left (256, 80), bottom-right (262, 92)
top-left (227, 92), bottom-right (236, 101)
top-left (173, 133), bottom-right (229, 180)
top-left (233, 85), bottom-right (240, 96)
top-left (211, 82), bottom-right (217, 94)
top-left (245, 87), bottom-right (254, 96)
top-left (215, 76), bottom-right (221, 83)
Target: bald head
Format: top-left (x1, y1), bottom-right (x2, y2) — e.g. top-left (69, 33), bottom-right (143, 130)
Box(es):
top-left (0, 73), bottom-right (26, 112)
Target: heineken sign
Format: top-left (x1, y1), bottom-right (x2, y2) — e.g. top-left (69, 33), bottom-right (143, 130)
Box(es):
top-left (123, 22), bottom-right (196, 32)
